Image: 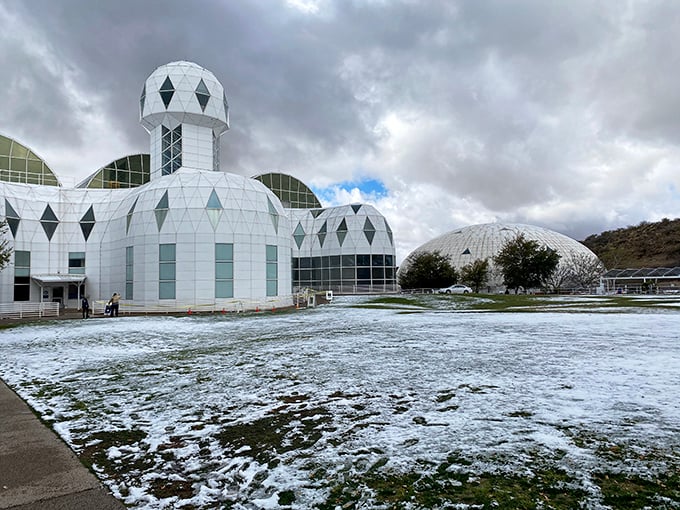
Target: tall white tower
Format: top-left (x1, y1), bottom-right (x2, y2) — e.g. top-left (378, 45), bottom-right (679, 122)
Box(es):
top-left (140, 61), bottom-right (230, 180)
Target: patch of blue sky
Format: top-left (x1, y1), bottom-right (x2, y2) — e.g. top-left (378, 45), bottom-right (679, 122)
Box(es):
top-left (311, 177), bottom-right (388, 203)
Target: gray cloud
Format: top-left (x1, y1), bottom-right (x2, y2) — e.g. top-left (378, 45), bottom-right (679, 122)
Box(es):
top-left (2, 0), bottom-right (680, 260)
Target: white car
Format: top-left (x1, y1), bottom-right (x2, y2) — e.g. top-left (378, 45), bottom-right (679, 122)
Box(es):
top-left (438, 284), bottom-right (473, 294)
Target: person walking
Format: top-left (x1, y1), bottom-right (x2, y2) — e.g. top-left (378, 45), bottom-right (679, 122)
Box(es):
top-left (110, 292), bottom-right (120, 317)
top-left (81, 296), bottom-right (90, 319)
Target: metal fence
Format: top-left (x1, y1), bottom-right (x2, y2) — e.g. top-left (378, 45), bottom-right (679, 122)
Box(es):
top-left (90, 295), bottom-right (298, 316)
top-left (0, 302), bottom-right (60, 319)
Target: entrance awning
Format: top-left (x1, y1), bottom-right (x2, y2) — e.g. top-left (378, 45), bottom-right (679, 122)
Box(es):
top-left (31, 275), bottom-right (88, 305)
top-left (31, 274), bottom-right (87, 285)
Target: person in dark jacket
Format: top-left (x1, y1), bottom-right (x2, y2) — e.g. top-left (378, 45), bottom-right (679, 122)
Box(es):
top-left (81, 296), bottom-right (90, 319)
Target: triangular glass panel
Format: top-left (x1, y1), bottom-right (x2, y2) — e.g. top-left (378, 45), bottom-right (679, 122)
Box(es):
top-left (5, 200), bottom-right (19, 219)
top-left (195, 79), bottom-right (210, 112)
top-left (4, 200), bottom-right (20, 237)
top-left (156, 190), bottom-right (169, 210)
top-left (155, 191), bottom-right (169, 231)
top-left (317, 220), bottom-right (327, 247)
top-left (155, 209), bottom-right (168, 231)
top-left (363, 217), bottom-right (376, 245)
top-left (293, 222), bottom-right (305, 249)
top-left (81, 205), bottom-right (95, 223)
top-left (160, 76), bottom-right (175, 109)
top-left (206, 189), bottom-right (222, 210)
top-left (351, 204), bottom-right (362, 214)
top-left (462, 248), bottom-right (471, 255)
top-left (40, 204), bottom-right (59, 240)
top-left (207, 209), bottom-right (221, 231)
top-left (336, 218), bottom-right (348, 246)
top-left (266, 197), bottom-right (278, 233)
top-left (41, 204), bottom-right (58, 222)
top-left (267, 196), bottom-right (277, 215)
top-left (140, 83), bottom-right (146, 113)
top-left (196, 78), bottom-right (210, 96)
top-left (311, 209), bottom-right (325, 218)
top-left (385, 218), bottom-right (393, 246)
top-left (80, 222), bottom-right (95, 241)
top-left (126, 198), bottom-right (138, 234)
top-left (7, 217), bottom-right (19, 238)
top-left (79, 206), bottom-right (96, 241)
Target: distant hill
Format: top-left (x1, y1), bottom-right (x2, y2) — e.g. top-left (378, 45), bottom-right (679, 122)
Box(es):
top-left (582, 218), bottom-right (680, 269)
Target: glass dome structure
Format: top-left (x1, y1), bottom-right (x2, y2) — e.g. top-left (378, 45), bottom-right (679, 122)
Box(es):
top-left (399, 223), bottom-right (601, 289)
top-left (253, 172), bottom-right (322, 209)
top-left (76, 154), bottom-right (150, 189)
top-left (0, 135), bottom-right (60, 186)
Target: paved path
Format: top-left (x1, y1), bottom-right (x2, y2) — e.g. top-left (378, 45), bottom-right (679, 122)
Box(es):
top-left (0, 380), bottom-right (124, 510)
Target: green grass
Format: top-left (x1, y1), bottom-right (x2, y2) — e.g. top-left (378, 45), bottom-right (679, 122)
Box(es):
top-left (354, 296), bottom-right (432, 309)
top-left (315, 443), bottom-right (680, 509)
top-left (318, 462), bottom-right (589, 509)
top-left (353, 293), bottom-right (680, 313)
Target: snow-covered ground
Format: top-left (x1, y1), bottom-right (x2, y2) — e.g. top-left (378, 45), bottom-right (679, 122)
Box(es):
top-left (1, 297), bottom-right (679, 508)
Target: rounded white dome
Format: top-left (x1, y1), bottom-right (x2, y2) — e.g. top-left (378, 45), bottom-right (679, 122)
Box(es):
top-left (399, 223), bottom-right (601, 288)
top-left (140, 61), bottom-right (229, 134)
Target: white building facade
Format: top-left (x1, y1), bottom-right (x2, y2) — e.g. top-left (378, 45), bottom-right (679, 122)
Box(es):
top-left (0, 61), bottom-right (397, 311)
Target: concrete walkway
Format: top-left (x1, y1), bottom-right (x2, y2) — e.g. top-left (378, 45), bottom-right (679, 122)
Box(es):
top-left (0, 380), bottom-right (124, 510)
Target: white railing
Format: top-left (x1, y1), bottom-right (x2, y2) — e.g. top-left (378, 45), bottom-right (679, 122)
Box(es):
top-left (90, 295), bottom-right (297, 316)
top-left (0, 302), bottom-right (60, 319)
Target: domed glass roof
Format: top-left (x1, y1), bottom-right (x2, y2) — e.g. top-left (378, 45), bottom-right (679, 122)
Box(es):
top-left (253, 172), bottom-right (322, 209)
top-left (76, 154), bottom-right (150, 189)
top-left (0, 134), bottom-right (60, 186)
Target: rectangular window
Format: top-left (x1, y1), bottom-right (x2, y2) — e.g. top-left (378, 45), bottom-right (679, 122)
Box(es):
top-left (14, 250), bottom-right (30, 301)
top-left (215, 243), bottom-right (234, 298)
top-left (68, 252), bottom-right (86, 274)
top-left (159, 243), bottom-right (176, 299)
top-left (342, 255), bottom-right (355, 267)
top-left (266, 245), bottom-right (278, 296)
top-left (356, 254), bottom-right (371, 267)
top-left (126, 246), bottom-right (134, 300)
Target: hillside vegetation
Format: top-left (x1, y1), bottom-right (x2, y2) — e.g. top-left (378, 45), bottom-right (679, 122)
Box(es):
top-left (582, 218), bottom-right (680, 269)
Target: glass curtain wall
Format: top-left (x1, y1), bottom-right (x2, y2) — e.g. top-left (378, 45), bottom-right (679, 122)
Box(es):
top-left (292, 253), bottom-right (397, 293)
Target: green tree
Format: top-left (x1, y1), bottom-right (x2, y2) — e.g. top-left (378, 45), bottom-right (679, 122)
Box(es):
top-left (460, 258), bottom-right (489, 293)
top-left (494, 234), bottom-right (560, 293)
top-left (398, 250), bottom-right (458, 290)
top-left (0, 219), bottom-right (12, 272)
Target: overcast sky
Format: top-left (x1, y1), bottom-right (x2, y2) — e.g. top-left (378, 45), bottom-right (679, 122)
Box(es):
top-left (2, 0), bottom-right (680, 263)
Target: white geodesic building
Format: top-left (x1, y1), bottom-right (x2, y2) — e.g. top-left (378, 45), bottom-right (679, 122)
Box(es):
top-left (0, 61), bottom-right (397, 313)
top-left (398, 223), bottom-right (602, 292)
top-left (286, 203), bottom-right (396, 294)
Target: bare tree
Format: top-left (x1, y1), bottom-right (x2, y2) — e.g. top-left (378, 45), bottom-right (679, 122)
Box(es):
top-left (544, 263), bottom-right (573, 293)
top-left (567, 253), bottom-right (606, 289)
